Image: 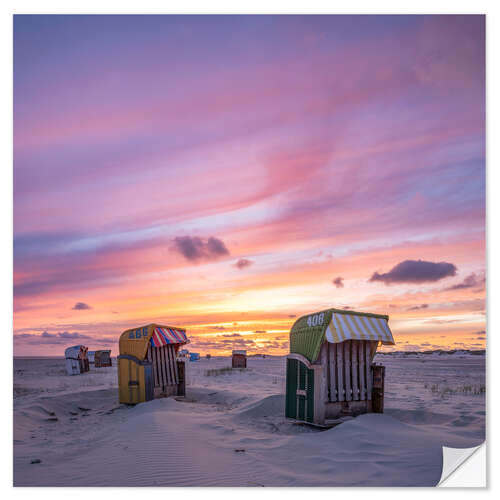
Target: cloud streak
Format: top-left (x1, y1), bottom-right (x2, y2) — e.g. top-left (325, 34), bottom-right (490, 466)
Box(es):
top-left (15, 331), bottom-right (94, 345)
top-left (445, 272), bottom-right (485, 291)
top-left (407, 304), bottom-right (429, 311)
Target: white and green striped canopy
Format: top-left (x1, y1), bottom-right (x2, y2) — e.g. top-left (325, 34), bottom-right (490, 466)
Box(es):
top-left (325, 311), bottom-right (395, 345)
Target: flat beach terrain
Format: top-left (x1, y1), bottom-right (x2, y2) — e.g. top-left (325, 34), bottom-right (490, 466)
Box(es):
top-left (14, 353), bottom-right (485, 486)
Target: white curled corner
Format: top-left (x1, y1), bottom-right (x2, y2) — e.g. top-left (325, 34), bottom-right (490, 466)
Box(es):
top-left (438, 443), bottom-right (486, 487)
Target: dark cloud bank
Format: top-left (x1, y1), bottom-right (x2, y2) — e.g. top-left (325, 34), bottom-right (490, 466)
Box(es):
top-left (172, 236), bottom-right (229, 261)
top-left (369, 259), bottom-right (457, 285)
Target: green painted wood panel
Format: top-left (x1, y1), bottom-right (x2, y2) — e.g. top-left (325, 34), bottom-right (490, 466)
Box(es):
top-left (299, 361), bottom-right (307, 390)
top-left (286, 358), bottom-right (315, 423)
top-left (285, 358), bottom-right (298, 419)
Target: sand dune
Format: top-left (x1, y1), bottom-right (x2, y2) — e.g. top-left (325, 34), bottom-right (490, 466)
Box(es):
top-left (14, 355), bottom-right (485, 486)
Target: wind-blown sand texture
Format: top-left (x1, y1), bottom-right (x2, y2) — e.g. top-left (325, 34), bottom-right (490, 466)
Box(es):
top-left (14, 353), bottom-right (485, 486)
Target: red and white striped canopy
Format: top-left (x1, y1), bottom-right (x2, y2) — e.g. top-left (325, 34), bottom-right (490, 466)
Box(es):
top-left (150, 327), bottom-right (188, 347)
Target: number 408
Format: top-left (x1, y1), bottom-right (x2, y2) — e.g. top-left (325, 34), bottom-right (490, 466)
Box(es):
top-left (307, 313), bottom-right (325, 327)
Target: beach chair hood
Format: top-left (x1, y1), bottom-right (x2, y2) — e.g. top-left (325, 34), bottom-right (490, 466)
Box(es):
top-left (290, 308), bottom-right (395, 363)
top-left (119, 324), bottom-right (189, 361)
top-left (64, 345), bottom-right (87, 360)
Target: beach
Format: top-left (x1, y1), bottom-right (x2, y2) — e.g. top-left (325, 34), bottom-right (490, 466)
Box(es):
top-left (13, 353), bottom-right (485, 486)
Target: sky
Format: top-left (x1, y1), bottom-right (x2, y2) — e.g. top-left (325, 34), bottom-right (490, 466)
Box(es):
top-left (13, 14), bottom-right (485, 356)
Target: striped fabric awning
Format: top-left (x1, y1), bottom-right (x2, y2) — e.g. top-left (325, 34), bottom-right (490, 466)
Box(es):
top-left (150, 327), bottom-right (188, 347)
top-left (325, 312), bottom-right (395, 345)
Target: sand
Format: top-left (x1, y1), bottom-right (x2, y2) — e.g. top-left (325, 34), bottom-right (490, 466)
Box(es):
top-left (13, 353), bottom-right (485, 486)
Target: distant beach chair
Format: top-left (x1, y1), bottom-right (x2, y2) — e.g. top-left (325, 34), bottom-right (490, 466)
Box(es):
top-left (94, 349), bottom-right (112, 367)
top-left (189, 352), bottom-right (200, 362)
top-left (178, 349), bottom-right (189, 362)
top-left (232, 350), bottom-right (247, 368)
top-left (117, 324), bottom-right (189, 404)
top-left (285, 308), bottom-right (395, 427)
top-left (64, 345), bottom-right (90, 376)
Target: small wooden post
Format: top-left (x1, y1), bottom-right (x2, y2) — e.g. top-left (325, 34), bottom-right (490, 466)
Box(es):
top-left (372, 364), bottom-right (385, 413)
top-left (177, 361), bottom-right (186, 396)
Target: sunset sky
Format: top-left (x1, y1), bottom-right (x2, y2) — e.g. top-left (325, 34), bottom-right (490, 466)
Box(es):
top-left (13, 14), bottom-right (485, 356)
